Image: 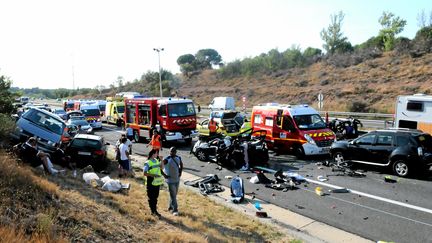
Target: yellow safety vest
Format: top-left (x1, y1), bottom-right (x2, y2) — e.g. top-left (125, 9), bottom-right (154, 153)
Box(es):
top-left (146, 158), bottom-right (164, 186)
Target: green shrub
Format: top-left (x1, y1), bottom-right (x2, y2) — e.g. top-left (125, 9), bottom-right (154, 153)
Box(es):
top-left (347, 101), bottom-right (369, 112)
top-left (0, 113), bottom-right (15, 143)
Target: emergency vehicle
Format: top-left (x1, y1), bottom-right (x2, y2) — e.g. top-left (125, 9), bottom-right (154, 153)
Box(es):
top-left (124, 97), bottom-right (198, 144)
top-left (395, 94), bottom-right (432, 134)
top-left (251, 103), bottom-right (335, 157)
top-left (106, 97), bottom-right (125, 127)
top-left (63, 100), bottom-right (75, 111)
top-left (80, 104), bottom-right (102, 129)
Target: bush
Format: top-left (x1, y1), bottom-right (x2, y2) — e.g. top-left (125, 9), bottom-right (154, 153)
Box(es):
top-left (347, 100), bottom-right (369, 112)
top-left (394, 37), bottom-right (412, 55)
top-left (0, 113), bottom-right (15, 146)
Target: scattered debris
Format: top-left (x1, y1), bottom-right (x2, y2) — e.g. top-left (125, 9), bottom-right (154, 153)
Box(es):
top-left (318, 166), bottom-right (324, 170)
top-left (330, 188), bottom-right (350, 193)
top-left (384, 176), bottom-right (397, 183)
top-left (184, 174), bottom-right (225, 195)
top-left (295, 204), bottom-right (305, 209)
top-left (254, 202), bottom-right (262, 210)
top-left (363, 216), bottom-right (369, 220)
top-left (250, 176), bottom-right (259, 184)
top-left (225, 175), bottom-right (233, 179)
top-left (217, 166), bottom-right (222, 171)
top-left (315, 187), bottom-right (324, 196)
top-left (256, 211), bottom-right (268, 218)
top-left (315, 162), bottom-right (323, 166)
top-left (331, 205), bottom-right (337, 209)
top-left (317, 175), bottom-right (328, 182)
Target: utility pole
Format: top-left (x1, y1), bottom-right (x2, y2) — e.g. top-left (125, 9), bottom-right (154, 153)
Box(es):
top-left (153, 48), bottom-right (164, 97)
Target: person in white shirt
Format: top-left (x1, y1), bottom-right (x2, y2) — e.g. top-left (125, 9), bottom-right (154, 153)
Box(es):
top-left (118, 137), bottom-right (130, 177)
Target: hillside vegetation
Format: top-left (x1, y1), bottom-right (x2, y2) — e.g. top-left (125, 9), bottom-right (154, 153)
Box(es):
top-left (179, 52), bottom-right (432, 113)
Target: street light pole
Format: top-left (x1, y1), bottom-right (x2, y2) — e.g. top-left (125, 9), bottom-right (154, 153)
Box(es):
top-left (153, 48), bottom-right (164, 97)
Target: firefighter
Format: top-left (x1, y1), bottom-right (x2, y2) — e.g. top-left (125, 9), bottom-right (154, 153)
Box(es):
top-left (208, 117), bottom-right (219, 137)
top-left (148, 129), bottom-right (162, 152)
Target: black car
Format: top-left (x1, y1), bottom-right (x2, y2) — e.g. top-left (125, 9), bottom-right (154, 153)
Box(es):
top-left (65, 134), bottom-right (109, 171)
top-left (330, 129), bottom-right (432, 177)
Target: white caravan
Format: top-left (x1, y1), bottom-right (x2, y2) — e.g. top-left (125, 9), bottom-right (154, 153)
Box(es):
top-left (208, 97), bottom-right (235, 110)
top-left (395, 94), bottom-right (432, 134)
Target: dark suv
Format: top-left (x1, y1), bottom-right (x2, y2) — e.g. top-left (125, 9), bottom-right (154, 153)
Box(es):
top-left (65, 134), bottom-right (109, 171)
top-left (330, 129), bottom-right (432, 177)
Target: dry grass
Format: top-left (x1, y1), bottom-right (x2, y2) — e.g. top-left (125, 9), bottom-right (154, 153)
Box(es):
top-left (180, 52), bottom-right (432, 113)
top-left (0, 151), bottom-right (296, 242)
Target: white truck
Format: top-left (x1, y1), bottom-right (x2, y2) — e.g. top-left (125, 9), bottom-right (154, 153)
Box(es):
top-left (395, 94), bottom-right (432, 134)
top-left (208, 97), bottom-right (235, 110)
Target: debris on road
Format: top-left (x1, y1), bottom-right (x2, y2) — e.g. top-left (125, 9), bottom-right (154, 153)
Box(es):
top-left (317, 175), bottom-right (328, 182)
top-left (330, 188), bottom-right (350, 193)
top-left (315, 187), bottom-right (324, 196)
top-left (384, 176), bottom-right (397, 183)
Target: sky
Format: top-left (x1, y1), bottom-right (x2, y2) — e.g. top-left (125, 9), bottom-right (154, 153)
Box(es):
top-left (0, 0), bottom-right (430, 89)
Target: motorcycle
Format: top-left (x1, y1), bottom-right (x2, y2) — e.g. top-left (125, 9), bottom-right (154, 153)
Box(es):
top-left (328, 117), bottom-right (363, 140)
top-left (191, 129), bottom-right (269, 168)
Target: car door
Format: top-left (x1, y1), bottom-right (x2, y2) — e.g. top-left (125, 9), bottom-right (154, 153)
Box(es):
top-left (197, 119), bottom-right (210, 136)
top-left (348, 134), bottom-right (377, 162)
top-left (370, 133), bottom-right (395, 164)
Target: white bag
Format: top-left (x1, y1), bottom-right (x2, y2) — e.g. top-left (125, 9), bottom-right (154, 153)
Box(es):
top-left (249, 176), bottom-right (259, 184)
top-left (101, 179), bottom-right (122, 192)
top-left (83, 172), bottom-right (100, 184)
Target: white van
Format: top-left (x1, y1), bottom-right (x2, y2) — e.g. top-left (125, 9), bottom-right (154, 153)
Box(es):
top-left (395, 94), bottom-right (432, 134)
top-left (208, 97), bottom-right (235, 110)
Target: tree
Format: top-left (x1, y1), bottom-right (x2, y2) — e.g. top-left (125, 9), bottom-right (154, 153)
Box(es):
top-left (320, 11), bottom-right (351, 54)
top-left (116, 76), bottom-right (124, 88)
top-left (378, 11), bottom-right (407, 51)
top-left (177, 54), bottom-right (196, 76)
top-left (195, 49), bottom-right (222, 69)
top-left (0, 74), bottom-right (16, 114)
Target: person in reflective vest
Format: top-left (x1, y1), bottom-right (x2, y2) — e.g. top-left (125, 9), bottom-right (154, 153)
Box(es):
top-left (143, 149), bottom-right (168, 218)
top-left (148, 129), bottom-right (162, 152)
top-left (208, 118), bottom-right (219, 137)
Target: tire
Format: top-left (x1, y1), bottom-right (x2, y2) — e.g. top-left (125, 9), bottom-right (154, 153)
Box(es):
top-left (293, 145), bottom-right (305, 159)
top-left (133, 130), bottom-right (140, 143)
top-left (195, 149), bottom-right (208, 161)
top-left (332, 151), bottom-right (345, 166)
top-left (392, 159), bottom-right (410, 177)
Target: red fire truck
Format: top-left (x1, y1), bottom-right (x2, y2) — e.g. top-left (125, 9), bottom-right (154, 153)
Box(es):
top-left (124, 97), bottom-right (198, 144)
top-left (251, 103), bottom-right (335, 157)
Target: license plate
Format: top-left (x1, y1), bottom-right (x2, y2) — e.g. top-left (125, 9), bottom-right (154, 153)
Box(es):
top-left (78, 151), bottom-right (91, 156)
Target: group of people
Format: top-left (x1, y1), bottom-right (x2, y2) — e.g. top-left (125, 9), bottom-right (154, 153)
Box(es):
top-left (16, 137), bottom-right (75, 175)
top-left (116, 127), bottom-right (182, 218)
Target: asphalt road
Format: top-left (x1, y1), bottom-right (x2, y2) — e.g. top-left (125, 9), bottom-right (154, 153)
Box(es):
top-left (95, 124), bottom-right (432, 243)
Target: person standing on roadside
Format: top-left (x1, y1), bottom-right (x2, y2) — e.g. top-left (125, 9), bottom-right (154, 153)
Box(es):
top-left (118, 137), bottom-right (130, 177)
top-left (148, 129), bottom-right (162, 152)
top-left (163, 147), bottom-right (183, 216)
top-left (143, 149), bottom-right (168, 218)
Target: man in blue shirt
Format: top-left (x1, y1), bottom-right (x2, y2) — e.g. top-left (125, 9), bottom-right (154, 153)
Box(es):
top-left (163, 147), bottom-right (183, 216)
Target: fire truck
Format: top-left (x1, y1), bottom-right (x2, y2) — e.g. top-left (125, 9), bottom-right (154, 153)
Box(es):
top-left (124, 97), bottom-right (198, 144)
top-left (251, 103), bottom-right (335, 157)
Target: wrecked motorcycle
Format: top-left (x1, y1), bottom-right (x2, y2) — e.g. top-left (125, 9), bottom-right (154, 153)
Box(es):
top-left (328, 117), bottom-right (363, 140)
top-left (191, 130), bottom-right (269, 168)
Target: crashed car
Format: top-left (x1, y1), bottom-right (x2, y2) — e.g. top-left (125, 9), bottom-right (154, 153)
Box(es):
top-left (197, 110), bottom-right (246, 137)
top-left (330, 129), bottom-right (432, 177)
top-left (65, 134), bottom-right (109, 171)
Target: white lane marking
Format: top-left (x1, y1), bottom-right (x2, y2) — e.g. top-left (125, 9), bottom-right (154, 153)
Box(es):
top-left (307, 178), bottom-right (432, 215)
top-left (301, 187), bottom-right (432, 227)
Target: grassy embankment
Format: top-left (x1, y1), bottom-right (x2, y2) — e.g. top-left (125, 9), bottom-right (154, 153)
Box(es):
top-left (0, 150), bottom-right (299, 242)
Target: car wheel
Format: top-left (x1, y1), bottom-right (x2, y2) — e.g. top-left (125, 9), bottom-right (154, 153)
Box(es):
top-left (393, 160), bottom-right (410, 177)
top-left (133, 130), bottom-right (140, 143)
top-left (195, 149), bottom-right (208, 161)
top-left (293, 145), bottom-right (305, 159)
top-left (333, 151), bottom-right (345, 166)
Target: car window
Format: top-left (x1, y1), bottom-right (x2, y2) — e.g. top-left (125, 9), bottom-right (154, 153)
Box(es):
top-left (356, 134), bottom-right (376, 145)
top-left (396, 136), bottom-right (411, 146)
top-left (71, 138), bottom-right (101, 149)
top-left (376, 135), bottom-right (393, 146)
top-left (23, 109), bottom-right (65, 135)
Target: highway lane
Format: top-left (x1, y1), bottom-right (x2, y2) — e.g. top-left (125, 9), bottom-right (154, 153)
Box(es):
top-left (96, 124), bottom-right (432, 243)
